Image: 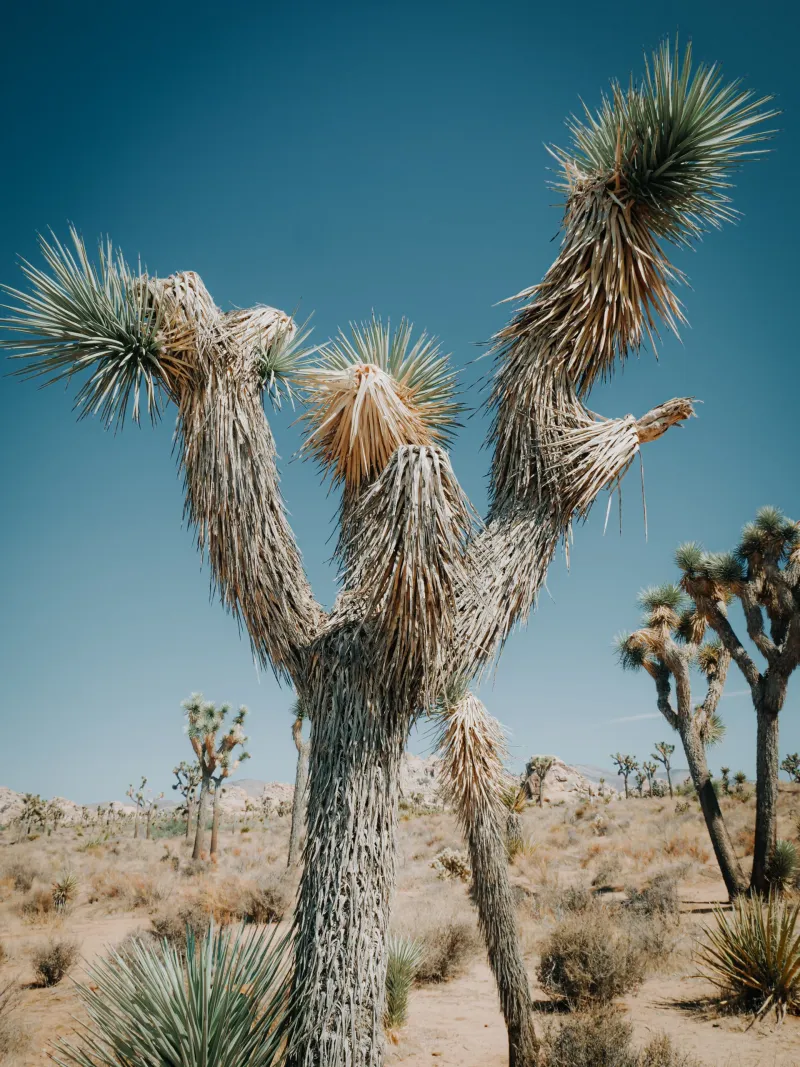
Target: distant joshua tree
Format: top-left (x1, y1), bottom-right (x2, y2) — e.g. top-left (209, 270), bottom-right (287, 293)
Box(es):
top-left (126, 778), bottom-right (147, 839)
top-left (182, 693), bottom-right (249, 860)
top-left (675, 508), bottom-right (800, 894)
top-left (45, 799), bottom-right (65, 834)
top-left (173, 760), bottom-right (202, 840)
top-left (616, 585), bottom-right (746, 898)
top-left (20, 793), bottom-right (45, 837)
top-left (143, 791), bottom-right (164, 840)
top-left (611, 754), bottom-right (638, 800)
top-left (287, 699), bottom-right (310, 868)
top-left (525, 756), bottom-right (555, 808)
top-left (642, 761), bottom-right (658, 797)
top-left (781, 754), bottom-right (800, 784)
top-left (720, 767), bottom-right (731, 795)
top-left (734, 771), bottom-right (748, 793)
top-left (652, 742), bottom-right (675, 798)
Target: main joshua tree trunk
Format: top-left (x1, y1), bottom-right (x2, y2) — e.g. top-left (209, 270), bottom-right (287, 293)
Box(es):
top-left (681, 725), bottom-right (746, 899)
top-left (210, 784), bottom-right (221, 858)
top-left (289, 668), bottom-right (410, 1067)
top-left (192, 779), bottom-right (210, 861)
top-left (752, 701), bottom-right (780, 893)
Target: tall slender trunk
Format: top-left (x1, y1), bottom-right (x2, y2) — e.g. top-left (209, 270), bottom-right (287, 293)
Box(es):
top-left (288, 739), bottom-right (310, 868)
top-left (146, 810), bottom-right (153, 840)
top-left (466, 807), bottom-right (538, 1066)
top-left (133, 810), bottom-right (139, 840)
top-left (185, 796), bottom-right (194, 840)
top-left (537, 778), bottom-right (543, 808)
top-left (192, 779), bottom-right (210, 861)
top-left (752, 702), bottom-right (780, 894)
top-left (288, 678), bottom-right (409, 1067)
top-left (682, 726), bottom-right (747, 899)
top-left (666, 768), bottom-right (673, 798)
top-left (210, 785), bottom-right (221, 858)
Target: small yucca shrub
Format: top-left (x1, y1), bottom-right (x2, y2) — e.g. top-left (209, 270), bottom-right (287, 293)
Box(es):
top-left (697, 894), bottom-right (800, 1022)
top-left (51, 923), bottom-right (291, 1067)
top-left (52, 871), bottom-right (79, 913)
top-left (384, 935), bottom-right (424, 1032)
top-left (766, 840), bottom-right (798, 891)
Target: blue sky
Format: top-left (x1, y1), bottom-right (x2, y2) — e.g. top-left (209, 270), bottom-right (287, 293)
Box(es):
top-left (0, 0), bottom-right (797, 803)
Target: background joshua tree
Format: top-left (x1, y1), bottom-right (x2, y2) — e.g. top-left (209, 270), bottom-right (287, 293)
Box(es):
top-left (19, 793), bottom-right (44, 838)
top-left (642, 760), bottom-right (658, 797)
top-left (525, 756), bottom-right (555, 808)
top-left (617, 584), bottom-right (747, 898)
top-left (611, 754), bottom-right (638, 800)
top-left (675, 508), bottom-right (800, 893)
top-left (2, 40), bottom-right (773, 1067)
top-left (143, 790), bottom-right (164, 840)
top-left (182, 694), bottom-right (249, 861)
top-left (652, 741), bottom-right (675, 798)
top-left (287, 699), bottom-right (310, 868)
top-left (782, 754), bottom-right (800, 783)
top-left (173, 760), bottom-right (202, 840)
top-left (126, 778), bottom-right (147, 839)
top-left (720, 767), bottom-right (731, 795)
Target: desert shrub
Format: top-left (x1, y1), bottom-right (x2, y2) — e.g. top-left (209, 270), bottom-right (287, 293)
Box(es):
top-left (415, 920), bottom-right (479, 984)
top-left (430, 848), bottom-right (471, 882)
top-left (537, 908), bottom-right (646, 1006)
top-left (4, 861), bottom-right (41, 893)
top-left (766, 839), bottom-right (798, 891)
top-left (238, 880), bottom-right (291, 925)
top-left (541, 1013), bottom-right (704, 1067)
top-left (20, 886), bottom-right (54, 921)
top-left (52, 924), bottom-right (290, 1067)
top-left (384, 936), bottom-right (424, 1031)
top-left (553, 885), bottom-right (594, 916)
top-left (542, 1010), bottom-right (635, 1067)
top-left (151, 898), bottom-right (213, 947)
top-left (32, 938), bottom-right (79, 986)
top-left (626, 873), bottom-right (679, 921)
top-left (697, 893), bottom-right (800, 1021)
top-left (0, 981), bottom-right (29, 1061)
top-left (674, 801), bottom-right (690, 815)
top-left (591, 855), bottom-right (622, 891)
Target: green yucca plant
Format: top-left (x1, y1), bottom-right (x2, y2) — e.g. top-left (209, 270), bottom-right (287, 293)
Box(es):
top-left (51, 923), bottom-right (292, 1067)
top-left (696, 894), bottom-right (800, 1022)
top-left (766, 840), bottom-right (799, 892)
top-left (52, 871), bottom-right (79, 913)
top-left (384, 935), bottom-right (424, 1032)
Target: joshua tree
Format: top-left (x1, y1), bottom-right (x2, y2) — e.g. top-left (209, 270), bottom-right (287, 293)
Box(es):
top-left (143, 791), bottom-right (164, 840)
top-left (720, 767), bottom-right (731, 795)
top-left (634, 771), bottom-right (646, 798)
top-left (45, 799), bottom-right (64, 835)
top-left (675, 508), bottom-right (800, 893)
top-left (173, 760), bottom-right (202, 840)
top-left (2, 41), bottom-right (772, 1067)
top-left (652, 742), bottom-right (675, 798)
top-left (611, 754), bottom-right (638, 800)
top-left (642, 760), bottom-right (658, 797)
top-left (617, 584), bottom-right (747, 898)
top-left (734, 770), bottom-right (748, 793)
top-left (525, 756), bottom-right (555, 808)
top-left (781, 754), bottom-right (800, 784)
top-left (126, 778), bottom-right (147, 840)
top-left (19, 793), bottom-right (45, 837)
top-left (287, 699), bottom-right (310, 868)
top-left (183, 693), bottom-right (249, 860)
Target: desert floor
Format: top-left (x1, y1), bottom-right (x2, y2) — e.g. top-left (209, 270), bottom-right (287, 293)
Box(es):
top-left (3, 785), bottom-right (800, 1066)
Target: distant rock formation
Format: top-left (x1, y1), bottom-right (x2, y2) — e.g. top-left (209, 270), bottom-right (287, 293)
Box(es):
top-left (522, 757), bottom-right (619, 802)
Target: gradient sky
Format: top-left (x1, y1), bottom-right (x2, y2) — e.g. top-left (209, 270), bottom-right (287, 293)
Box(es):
top-left (0, 0), bottom-right (797, 804)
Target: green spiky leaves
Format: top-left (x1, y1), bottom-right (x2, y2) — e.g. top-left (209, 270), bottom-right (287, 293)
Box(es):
top-left (554, 40), bottom-right (777, 245)
top-left (1, 227), bottom-right (170, 427)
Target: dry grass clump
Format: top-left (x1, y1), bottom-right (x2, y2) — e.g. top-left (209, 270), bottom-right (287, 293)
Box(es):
top-left (537, 906), bottom-right (646, 1007)
top-left (626, 873), bottom-right (680, 921)
top-left (415, 919), bottom-right (479, 983)
top-left (541, 1012), bottom-right (704, 1067)
top-left (3, 861), bottom-right (42, 894)
top-left (31, 937), bottom-right (79, 986)
top-left (151, 898), bottom-right (214, 947)
top-left (19, 886), bottom-right (55, 923)
top-left (0, 981), bottom-right (29, 1062)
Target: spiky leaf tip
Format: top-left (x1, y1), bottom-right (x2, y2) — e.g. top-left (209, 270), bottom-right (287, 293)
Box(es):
top-left (696, 639), bottom-right (724, 677)
top-left (638, 583), bottom-right (685, 614)
top-left (615, 632), bottom-right (645, 672)
top-left (705, 552), bottom-right (745, 585)
top-left (254, 316), bottom-right (316, 409)
top-left (675, 541), bottom-right (705, 576)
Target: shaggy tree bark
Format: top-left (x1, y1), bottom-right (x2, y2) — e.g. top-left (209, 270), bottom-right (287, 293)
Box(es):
top-left (210, 784), bottom-right (222, 858)
top-left (288, 666), bottom-right (409, 1067)
top-left (288, 714), bottom-right (310, 868)
top-left (753, 700), bottom-right (780, 891)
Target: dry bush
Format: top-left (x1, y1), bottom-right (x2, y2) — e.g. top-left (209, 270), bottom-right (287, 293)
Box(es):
top-left (537, 907), bottom-right (646, 1007)
top-left (626, 873), bottom-right (679, 921)
top-left (150, 896), bottom-right (214, 947)
top-left (237, 879), bottom-right (292, 924)
top-left (19, 886), bottom-right (54, 922)
top-left (31, 938), bottom-right (79, 986)
top-left (3, 861), bottom-right (41, 894)
top-left (541, 1013), bottom-right (704, 1067)
top-left (591, 854), bottom-right (623, 891)
top-left (415, 919), bottom-right (479, 984)
top-left (552, 884), bottom-right (594, 917)
top-left (0, 981), bottom-right (29, 1062)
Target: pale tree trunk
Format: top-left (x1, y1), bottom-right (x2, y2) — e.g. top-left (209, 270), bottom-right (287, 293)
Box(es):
top-left (288, 736), bottom-right (310, 868)
top-left (537, 778), bottom-right (544, 808)
top-left (133, 809), bottom-right (139, 839)
top-left (192, 779), bottom-right (210, 861)
top-left (466, 808), bottom-right (538, 1066)
top-left (681, 725), bottom-right (747, 899)
top-left (146, 810), bottom-right (153, 840)
top-left (665, 766), bottom-right (673, 798)
top-left (210, 785), bottom-right (221, 858)
top-left (752, 701), bottom-right (780, 894)
top-left (288, 676), bottom-right (409, 1067)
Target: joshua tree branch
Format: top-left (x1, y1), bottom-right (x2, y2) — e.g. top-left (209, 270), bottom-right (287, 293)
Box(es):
top-left (703, 601), bottom-right (762, 692)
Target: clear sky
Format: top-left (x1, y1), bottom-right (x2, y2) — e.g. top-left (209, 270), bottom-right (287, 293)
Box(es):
top-left (0, 0), bottom-right (797, 804)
